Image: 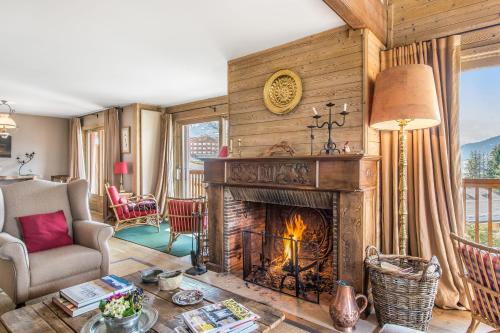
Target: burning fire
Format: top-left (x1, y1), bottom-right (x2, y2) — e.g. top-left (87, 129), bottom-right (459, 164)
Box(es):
top-left (283, 214), bottom-right (307, 263)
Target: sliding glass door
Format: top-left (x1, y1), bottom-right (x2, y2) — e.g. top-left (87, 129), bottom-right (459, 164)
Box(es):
top-left (179, 119), bottom-right (225, 198)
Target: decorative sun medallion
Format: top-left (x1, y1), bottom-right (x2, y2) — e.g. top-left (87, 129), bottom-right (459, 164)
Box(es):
top-left (263, 69), bottom-right (302, 115)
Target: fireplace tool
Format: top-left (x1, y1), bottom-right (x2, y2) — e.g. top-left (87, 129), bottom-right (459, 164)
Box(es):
top-left (185, 202), bottom-right (208, 276)
top-left (308, 102), bottom-right (349, 154)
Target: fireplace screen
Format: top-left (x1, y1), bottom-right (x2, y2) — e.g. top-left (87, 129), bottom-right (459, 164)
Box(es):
top-left (242, 219), bottom-right (323, 303)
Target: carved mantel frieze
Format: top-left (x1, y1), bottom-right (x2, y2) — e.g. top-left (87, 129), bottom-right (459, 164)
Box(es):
top-left (227, 160), bottom-right (317, 188)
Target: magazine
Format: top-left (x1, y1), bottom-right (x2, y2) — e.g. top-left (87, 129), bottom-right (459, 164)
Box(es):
top-left (60, 275), bottom-right (133, 308)
top-left (52, 296), bottom-right (99, 317)
top-left (174, 320), bottom-right (258, 333)
top-left (182, 299), bottom-right (259, 333)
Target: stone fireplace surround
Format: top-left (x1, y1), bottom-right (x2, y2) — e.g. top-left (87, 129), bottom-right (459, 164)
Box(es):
top-left (203, 155), bottom-right (379, 293)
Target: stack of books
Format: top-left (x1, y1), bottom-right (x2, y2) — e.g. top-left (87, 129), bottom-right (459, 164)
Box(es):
top-left (52, 275), bottom-right (133, 317)
top-left (181, 298), bottom-right (259, 333)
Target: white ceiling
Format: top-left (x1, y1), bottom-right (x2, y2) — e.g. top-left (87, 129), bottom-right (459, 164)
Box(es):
top-left (0, 0), bottom-right (344, 117)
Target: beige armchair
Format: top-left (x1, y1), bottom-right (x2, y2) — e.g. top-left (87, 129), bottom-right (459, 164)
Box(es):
top-left (0, 179), bottom-right (113, 306)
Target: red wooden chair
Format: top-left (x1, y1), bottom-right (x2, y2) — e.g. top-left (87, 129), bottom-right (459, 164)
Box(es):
top-left (165, 197), bottom-right (207, 254)
top-left (105, 183), bottom-right (161, 232)
top-left (451, 233), bottom-right (499, 332)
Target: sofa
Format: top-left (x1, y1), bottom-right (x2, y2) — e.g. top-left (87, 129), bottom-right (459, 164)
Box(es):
top-left (0, 179), bottom-right (114, 306)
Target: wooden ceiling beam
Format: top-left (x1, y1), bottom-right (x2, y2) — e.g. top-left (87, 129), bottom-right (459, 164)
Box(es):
top-left (323, 0), bottom-right (387, 45)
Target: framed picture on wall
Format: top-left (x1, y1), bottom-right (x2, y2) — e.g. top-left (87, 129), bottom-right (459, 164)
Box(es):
top-left (121, 127), bottom-right (130, 153)
top-left (0, 136), bottom-right (12, 158)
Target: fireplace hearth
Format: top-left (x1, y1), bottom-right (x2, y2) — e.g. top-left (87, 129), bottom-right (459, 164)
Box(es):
top-left (203, 155), bottom-right (379, 296)
top-left (243, 229), bottom-right (321, 303)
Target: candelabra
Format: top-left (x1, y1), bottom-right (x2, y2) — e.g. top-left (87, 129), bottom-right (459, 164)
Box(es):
top-left (308, 102), bottom-right (349, 155)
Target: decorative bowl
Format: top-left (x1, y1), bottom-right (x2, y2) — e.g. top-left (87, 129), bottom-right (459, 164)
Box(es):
top-left (80, 305), bottom-right (158, 333)
top-left (139, 268), bottom-right (164, 284)
top-left (172, 290), bottom-right (204, 306)
top-left (103, 311), bottom-right (141, 333)
top-left (158, 270), bottom-right (183, 291)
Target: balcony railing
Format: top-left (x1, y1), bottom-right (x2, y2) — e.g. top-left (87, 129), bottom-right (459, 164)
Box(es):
top-left (463, 178), bottom-right (500, 247)
top-left (189, 169), bottom-right (206, 198)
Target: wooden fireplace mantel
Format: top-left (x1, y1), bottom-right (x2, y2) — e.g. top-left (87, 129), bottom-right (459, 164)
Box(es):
top-left (203, 154), bottom-right (379, 192)
top-left (203, 154), bottom-right (380, 293)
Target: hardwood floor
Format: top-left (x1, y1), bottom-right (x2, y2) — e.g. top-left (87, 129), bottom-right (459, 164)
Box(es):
top-left (0, 237), bottom-right (494, 333)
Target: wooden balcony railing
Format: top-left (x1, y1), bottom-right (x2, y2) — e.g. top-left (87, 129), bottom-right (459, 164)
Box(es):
top-left (189, 169), bottom-right (206, 198)
top-left (463, 178), bottom-right (500, 247)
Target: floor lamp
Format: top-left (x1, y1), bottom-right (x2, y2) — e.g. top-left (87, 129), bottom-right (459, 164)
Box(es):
top-left (370, 64), bottom-right (441, 256)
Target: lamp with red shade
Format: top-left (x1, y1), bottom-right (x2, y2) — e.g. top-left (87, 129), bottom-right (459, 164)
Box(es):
top-left (113, 161), bottom-right (128, 192)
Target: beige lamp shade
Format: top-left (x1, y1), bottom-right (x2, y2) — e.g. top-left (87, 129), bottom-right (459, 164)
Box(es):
top-left (370, 64), bottom-right (441, 130)
top-left (0, 114), bottom-right (17, 130)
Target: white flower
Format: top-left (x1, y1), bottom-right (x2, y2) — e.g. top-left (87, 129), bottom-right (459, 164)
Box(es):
top-left (103, 298), bottom-right (130, 318)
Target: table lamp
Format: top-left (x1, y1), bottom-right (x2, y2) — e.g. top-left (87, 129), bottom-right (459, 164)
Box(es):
top-left (113, 161), bottom-right (128, 193)
top-left (370, 64), bottom-right (441, 255)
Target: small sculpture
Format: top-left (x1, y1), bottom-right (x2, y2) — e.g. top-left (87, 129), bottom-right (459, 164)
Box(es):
top-left (329, 280), bottom-right (368, 332)
top-left (260, 141), bottom-right (295, 157)
top-left (342, 141), bottom-right (351, 153)
top-left (16, 152), bottom-right (35, 176)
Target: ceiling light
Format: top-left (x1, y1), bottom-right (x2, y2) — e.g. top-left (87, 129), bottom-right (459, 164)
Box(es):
top-left (0, 100), bottom-right (17, 138)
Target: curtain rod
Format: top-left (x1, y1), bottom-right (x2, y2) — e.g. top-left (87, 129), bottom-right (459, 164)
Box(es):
top-left (78, 106), bottom-right (124, 119)
top-left (165, 103), bottom-right (227, 114)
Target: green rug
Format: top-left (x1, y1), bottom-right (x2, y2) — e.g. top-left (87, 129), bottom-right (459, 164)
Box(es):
top-left (114, 222), bottom-right (195, 257)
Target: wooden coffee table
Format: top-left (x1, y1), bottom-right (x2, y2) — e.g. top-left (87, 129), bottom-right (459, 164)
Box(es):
top-left (0, 272), bottom-right (285, 333)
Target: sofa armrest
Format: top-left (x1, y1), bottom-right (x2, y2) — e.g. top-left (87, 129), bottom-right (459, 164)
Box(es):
top-left (73, 220), bottom-right (113, 276)
top-left (0, 232), bottom-right (30, 304)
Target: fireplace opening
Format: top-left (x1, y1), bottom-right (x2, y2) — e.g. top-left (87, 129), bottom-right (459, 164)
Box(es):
top-left (241, 205), bottom-right (335, 303)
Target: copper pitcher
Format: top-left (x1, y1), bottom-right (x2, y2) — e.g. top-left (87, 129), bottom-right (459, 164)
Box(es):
top-left (329, 280), bottom-right (368, 332)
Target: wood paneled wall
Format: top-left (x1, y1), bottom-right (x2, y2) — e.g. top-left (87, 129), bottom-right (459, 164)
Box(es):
top-left (228, 26), bottom-right (373, 157)
top-left (363, 30), bottom-right (385, 155)
top-left (389, 0), bottom-right (500, 47)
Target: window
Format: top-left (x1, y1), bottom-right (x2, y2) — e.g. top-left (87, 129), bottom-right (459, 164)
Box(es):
top-left (460, 66), bottom-right (500, 246)
top-left (181, 119), bottom-right (223, 198)
top-left (84, 128), bottom-right (105, 196)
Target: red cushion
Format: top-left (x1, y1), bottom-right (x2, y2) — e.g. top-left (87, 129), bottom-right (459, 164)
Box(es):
top-left (118, 197), bottom-right (130, 215)
top-left (107, 186), bottom-right (120, 205)
top-left (167, 199), bottom-right (207, 233)
top-left (460, 243), bottom-right (500, 323)
top-left (107, 185), bottom-right (126, 217)
top-left (122, 209), bottom-right (157, 219)
top-left (17, 210), bottom-right (72, 253)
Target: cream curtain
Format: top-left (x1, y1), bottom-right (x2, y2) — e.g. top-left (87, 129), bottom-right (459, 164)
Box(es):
top-left (380, 36), bottom-right (466, 309)
top-left (153, 112), bottom-right (174, 217)
top-left (68, 118), bottom-right (86, 179)
top-left (103, 108), bottom-right (121, 217)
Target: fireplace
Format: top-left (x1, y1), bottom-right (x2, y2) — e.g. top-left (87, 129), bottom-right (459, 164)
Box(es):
top-left (222, 187), bottom-right (338, 303)
top-left (203, 155), bottom-right (379, 297)
top-left (242, 205), bottom-right (336, 303)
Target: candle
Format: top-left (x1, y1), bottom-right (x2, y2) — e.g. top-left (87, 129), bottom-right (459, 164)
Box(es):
top-left (229, 139), bottom-right (233, 152)
top-left (312, 107), bottom-right (318, 115)
top-left (343, 103), bottom-right (347, 111)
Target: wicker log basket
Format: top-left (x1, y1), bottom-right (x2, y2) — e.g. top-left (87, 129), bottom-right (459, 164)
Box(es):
top-left (365, 246), bottom-right (442, 332)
